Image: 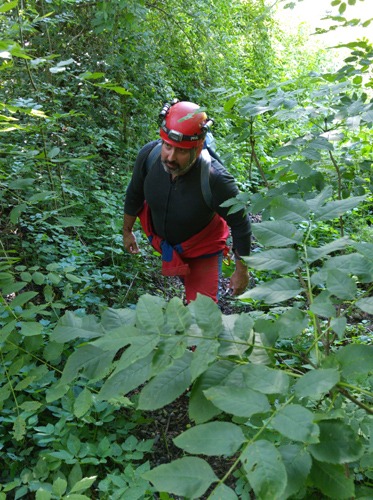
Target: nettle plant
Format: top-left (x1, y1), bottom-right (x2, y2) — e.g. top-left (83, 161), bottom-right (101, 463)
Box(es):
top-left (41, 189), bottom-right (373, 498)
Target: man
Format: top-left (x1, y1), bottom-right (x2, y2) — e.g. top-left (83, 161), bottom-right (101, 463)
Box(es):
top-left (123, 100), bottom-right (251, 303)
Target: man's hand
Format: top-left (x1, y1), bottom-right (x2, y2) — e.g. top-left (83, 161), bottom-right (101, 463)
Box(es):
top-left (123, 214), bottom-right (140, 254)
top-left (123, 230), bottom-right (140, 254)
top-left (229, 258), bottom-right (249, 296)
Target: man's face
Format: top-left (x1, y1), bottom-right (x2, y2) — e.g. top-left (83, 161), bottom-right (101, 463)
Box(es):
top-left (161, 141), bottom-right (201, 176)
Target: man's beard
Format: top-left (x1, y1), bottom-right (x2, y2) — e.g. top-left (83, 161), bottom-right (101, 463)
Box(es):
top-left (161, 150), bottom-right (197, 176)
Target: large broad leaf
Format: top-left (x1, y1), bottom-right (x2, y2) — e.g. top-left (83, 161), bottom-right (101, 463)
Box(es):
top-left (92, 325), bottom-right (144, 352)
top-left (114, 333), bottom-right (159, 372)
top-left (251, 220), bottom-right (303, 247)
top-left (314, 195), bottom-right (366, 221)
top-left (203, 385), bottom-right (270, 418)
top-left (323, 253), bottom-right (373, 283)
top-left (189, 294), bottom-right (223, 335)
top-left (356, 297), bottom-right (373, 314)
top-left (209, 483), bottom-right (238, 500)
top-left (310, 460), bottom-right (355, 499)
top-left (226, 364), bottom-right (289, 394)
top-left (189, 360), bottom-right (234, 424)
top-left (142, 457), bottom-right (217, 499)
top-left (100, 307), bottom-right (136, 331)
top-left (239, 278), bottom-right (302, 305)
top-left (173, 422), bottom-right (245, 456)
top-left (241, 440), bottom-right (287, 500)
top-left (98, 353), bottom-right (152, 401)
top-left (165, 297), bottom-right (193, 332)
top-left (219, 314), bottom-right (253, 358)
top-left (61, 345), bottom-right (115, 384)
top-left (275, 306), bottom-right (308, 339)
top-left (191, 339), bottom-right (220, 381)
top-left (271, 404), bottom-right (319, 444)
top-left (245, 248), bottom-right (301, 273)
top-left (279, 444), bottom-right (312, 499)
top-left (294, 368), bottom-right (340, 400)
top-left (335, 344), bottom-right (373, 380)
top-left (306, 186), bottom-right (333, 213)
top-left (151, 336), bottom-right (187, 375)
top-left (270, 196), bottom-right (310, 222)
top-left (138, 351), bottom-right (192, 410)
top-left (308, 421), bottom-right (364, 463)
top-left (135, 294), bottom-right (165, 334)
top-left (326, 269), bottom-right (357, 300)
top-left (310, 290), bottom-right (336, 318)
top-left (51, 312), bottom-right (104, 342)
top-left (305, 236), bottom-right (352, 263)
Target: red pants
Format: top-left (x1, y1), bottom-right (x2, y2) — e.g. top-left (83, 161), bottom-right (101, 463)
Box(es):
top-left (182, 253), bottom-right (222, 303)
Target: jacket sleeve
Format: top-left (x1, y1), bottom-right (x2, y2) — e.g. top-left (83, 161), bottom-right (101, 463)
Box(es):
top-left (124, 141), bottom-right (158, 216)
top-left (209, 161), bottom-right (252, 257)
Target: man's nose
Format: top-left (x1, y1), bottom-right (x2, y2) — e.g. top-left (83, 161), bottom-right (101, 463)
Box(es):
top-left (166, 146), bottom-right (177, 161)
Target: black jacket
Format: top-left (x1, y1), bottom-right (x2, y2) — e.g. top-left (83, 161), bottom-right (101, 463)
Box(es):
top-left (124, 142), bottom-right (251, 256)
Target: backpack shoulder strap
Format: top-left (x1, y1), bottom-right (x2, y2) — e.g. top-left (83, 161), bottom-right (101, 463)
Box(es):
top-left (200, 148), bottom-right (213, 210)
top-left (145, 140), bottom-right (162, 173)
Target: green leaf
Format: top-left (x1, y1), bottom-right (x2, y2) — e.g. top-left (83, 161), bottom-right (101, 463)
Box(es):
top-left (203, 385), bottom-right (270, 417)
top-left (51, 312), bottom-right (104, 342)
top-left (272, 145), bottom-right (298, 157)
top-left (252, 220), bottom-right (303, 247)
top-left (115, 333), bottom-right (159, 371)
top-left (143, 457), bottom-right (217, 498)
top-left (306, 236), bottom-right (352, 263)
top-left (52, 477), bottom-right (67, 497)
top-left (190, 294), bottom-right (223, 334)
top-left (174, 422), bottom-right (245, 456)
top-left (9, 291), bottom-right (38, 308)
top-left (165, 297), bottom-right (192, 332)
top-left (241, 440), bottom-right (287, 500)
top-left (335, 344), bottom-right (373, 380)
top-left (138, 351), bottom-right (192, 410)
top-left (136, 294), bottom-right (165, 334)
top-left (209, 483), bottom-right (238, 500)
top-left (314, 195), bottom-right (366, 221)
top-left (306, 186), bottom-right (333, 213)
top-left (227, 363), bottom-right (289, 394)
top-left (10, 203), bottom-right (27, 223)
top-left (276, 307), bottom-right (308, 339)
top-left (191, 339), bottom-right (219, 381)
top-left (310, 290), bottom-right (336, 318)
top-left (20, 321), bottom-right (43, 337)
top-left (294, 368), bottom-right (340, 399)
top-left (309, 421), bottom-right (364, 463)
top-left (356, 297), bottom-right (373, 314)
top-left (99, 353), bottom-right (152, 400)
top-left (56, 216), bottom-right (85, 227)
top-left (326, 269), bottom-right (357, 299)
top-left (65, 273), bottom-right (82, 284)
top-left (61, 345), bottom-right (115, 384)
top-left (0, 1), bottom-right (18, 13)
top-left (270, 196), bottom-right (310, 222)
top-left (189, 361), bottom-right (233, 424)
top-left (310, 460), bottom-right (354, 499)
top-left (70, 476), bottom-right (97, 494)
top-left (239, 277), bottom-right (302, 305)
top-left (100, 307), bottom-right (136, 331)
top-left (13, 415), bottom-right (26, 441)
top-left (279, 444), bottom-right (312, 498)
top-left (92, 325), bottom-right (142, 351)
top-left (74, 388), bottom-right (93, 418)
top-left (245, 248), bottom-right (300, 273)
top-left (271, 404), bottom-right (320, 443)
top-left (330, 316), bottom-right (347, 338)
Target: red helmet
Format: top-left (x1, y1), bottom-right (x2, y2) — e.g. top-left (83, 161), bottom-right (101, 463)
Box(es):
top-left (159, 101), bottom-right (208, 149)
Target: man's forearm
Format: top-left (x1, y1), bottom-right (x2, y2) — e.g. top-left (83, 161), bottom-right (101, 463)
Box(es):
top-left (123, 213), bottom-right (137, 234)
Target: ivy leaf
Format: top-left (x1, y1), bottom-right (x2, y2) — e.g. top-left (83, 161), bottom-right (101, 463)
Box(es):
top-left (241, 440), bottom-right (287, 500)
top-left (143, 457), bottom-right (217, 499)
top-left (138, 351), bottom-right (192, 410)
top-left (310, 460), bottom-right (355, 499)
top-left (309, 421), bottom-right (364, 463)
top-left (173, 422), bottom-right (245, 456)
top-left (271, 404), bottom-right (320, 444)
top-left (294, 368), bottom-right (340, 400)
top-left (203, 385), bottom-right (270, 418)
top-left (239, 277), bottom-right (302, 305)
top-left (245, 248), bottom-right (301, 273)
top-left (252, 220), bottom-right (303, 247)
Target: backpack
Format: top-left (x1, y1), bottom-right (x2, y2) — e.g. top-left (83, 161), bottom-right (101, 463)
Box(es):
top-left (143, 139), bottom-right (222, 210)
